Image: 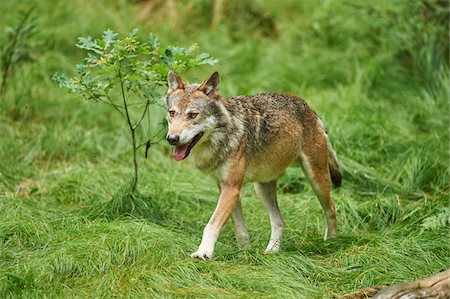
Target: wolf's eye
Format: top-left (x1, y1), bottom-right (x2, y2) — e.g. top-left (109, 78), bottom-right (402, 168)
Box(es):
top-left (168, 110), bottom-right (175, 117)
top-left (188, 112), bottom-right (198, 119)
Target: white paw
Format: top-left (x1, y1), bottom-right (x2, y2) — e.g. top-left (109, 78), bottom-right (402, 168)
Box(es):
top-left (264, 240), bottom-right (281, 254)
top-left (192, 224), bottom-right (218, 260)
top-left (191, 247), bottom-right (214, 260)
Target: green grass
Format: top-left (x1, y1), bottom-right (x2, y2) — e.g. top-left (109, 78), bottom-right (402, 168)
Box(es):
top-left (1, 0), bottom-right (449, 298)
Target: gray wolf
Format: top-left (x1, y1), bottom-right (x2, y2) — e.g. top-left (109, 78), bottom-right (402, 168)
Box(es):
top-left (165, 70), bottom-right (342, 259)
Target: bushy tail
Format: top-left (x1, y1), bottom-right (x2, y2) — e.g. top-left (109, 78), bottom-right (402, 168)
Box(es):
top-left (327, 141), bottom-right (342, 187)
top-left (317, 117), bottom-right (342, 187)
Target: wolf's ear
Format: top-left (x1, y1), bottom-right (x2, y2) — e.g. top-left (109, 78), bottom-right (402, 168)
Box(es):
top-left (198, 72), bottom-right (220, 97)
top-left (167, 69), bottom-right (185, 94)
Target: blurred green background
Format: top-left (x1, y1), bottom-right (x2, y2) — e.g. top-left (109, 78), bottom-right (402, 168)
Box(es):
top-left (1, 0), bottom-right (449, 298)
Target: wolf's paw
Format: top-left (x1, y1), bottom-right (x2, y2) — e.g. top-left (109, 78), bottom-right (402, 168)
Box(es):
top-left (237, 234), bottom-right (250, 249)
top-left (264, 240), bottom-right (281, 254)
top-left (191, 248), bottom-right (213, 260)
top-left (264, 247), bottom-right (280, 254)
top-left (324, 234), bottom-right (337, 241)
top-left (324, 229), bottom-right (337, 241)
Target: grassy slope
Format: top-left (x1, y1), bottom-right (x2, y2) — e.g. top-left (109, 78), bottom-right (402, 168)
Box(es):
top-left (1, 0), bottom-right (449, 298)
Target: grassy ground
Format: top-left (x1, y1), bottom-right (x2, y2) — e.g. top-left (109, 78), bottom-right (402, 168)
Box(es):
top-left (1, 0), bottom-right (449, 298)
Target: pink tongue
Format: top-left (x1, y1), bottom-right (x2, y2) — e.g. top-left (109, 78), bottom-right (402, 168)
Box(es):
top-left (173, 144), bottom-right (189, 161)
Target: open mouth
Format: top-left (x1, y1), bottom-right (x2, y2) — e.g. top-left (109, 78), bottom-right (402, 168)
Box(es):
top-left (173, 132), bottom-right (204, 161)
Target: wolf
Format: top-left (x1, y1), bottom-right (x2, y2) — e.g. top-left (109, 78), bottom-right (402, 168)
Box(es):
top-left (165, 70), bottom-right (342, 259)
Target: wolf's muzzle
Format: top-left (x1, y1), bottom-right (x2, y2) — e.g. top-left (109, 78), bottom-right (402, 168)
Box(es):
top-left (166, 134), bottom-right (180, 145)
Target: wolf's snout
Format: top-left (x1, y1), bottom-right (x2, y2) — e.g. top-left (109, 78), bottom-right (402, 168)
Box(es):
top-left (166, 134), bottom-right (180, 145)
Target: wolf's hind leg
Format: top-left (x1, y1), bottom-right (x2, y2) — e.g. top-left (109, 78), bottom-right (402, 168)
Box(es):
top-left (254, 181), bottom-right (285, 253)
top-left (231, 199), bottom-right (250, 248)
top-left (300, 150), bottom-right (337, 240)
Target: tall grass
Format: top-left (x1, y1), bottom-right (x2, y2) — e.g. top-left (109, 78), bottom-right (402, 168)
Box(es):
top-left (0, 0), bottom-right (448, 298)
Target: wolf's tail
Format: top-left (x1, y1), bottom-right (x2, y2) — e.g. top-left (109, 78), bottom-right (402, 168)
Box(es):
top-left (317, 117), bottom-right (343, 187)
top-left (327, 141), bottom-right (342, 187)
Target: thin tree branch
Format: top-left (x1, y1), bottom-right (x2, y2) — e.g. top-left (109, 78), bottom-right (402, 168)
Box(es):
top-left (81, 84), bottom-right (125, 115)
top-left (79, 81), bottom-right (127, 121)
top-left (104, 93), bottom-right (126, 119)
top-left (133, 99), bottom-right (150, 130)
top-left (136, 125), bottom-right (166, 150)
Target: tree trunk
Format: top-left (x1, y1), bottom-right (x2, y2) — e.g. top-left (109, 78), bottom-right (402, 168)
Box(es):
top-left (337, 269), bottom-right (450, 299)
top-left (374, 269), bottom-right (450, 299)
top-left (211, 0), bottom-right (224, 28)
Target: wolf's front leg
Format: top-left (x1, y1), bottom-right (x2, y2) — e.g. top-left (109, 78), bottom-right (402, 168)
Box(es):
top-left (191, 183), bottom-right (242, 259)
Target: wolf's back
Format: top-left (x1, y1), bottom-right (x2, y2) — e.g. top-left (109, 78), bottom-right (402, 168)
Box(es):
top-left (225, 93), bottom-right (311, 153)
top-left (222, 93), bottom-right (342, 187)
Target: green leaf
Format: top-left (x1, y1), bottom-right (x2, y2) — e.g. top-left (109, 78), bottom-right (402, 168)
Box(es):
top-left (199, 56), bottom-right (219, 66)
top-left (148, 33), bottom-right (160, 50)
top-left (52, 72), bottom-right (69, 87)
top-left (164, 48), bottom-right (172, 57)
top-left (76, 36), bottom-right (103, 54)
top-left (128, 28), bottom-right (139, 38)
top-left (103, 29), bottom-right (118, 49)
top-left (195, 52), bottom-right (210, 60)
top-left (196, 53), bottom-right (219, 65)
top-left (52, 72), bottom-right (80, 92)
top-left (75, 63), bottom-right (88, 75)
top-left (86, 53), bottom-right (99, 64)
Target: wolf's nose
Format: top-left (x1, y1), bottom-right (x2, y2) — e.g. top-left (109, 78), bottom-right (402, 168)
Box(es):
top-left (166, 134), bottom-right (180, 145)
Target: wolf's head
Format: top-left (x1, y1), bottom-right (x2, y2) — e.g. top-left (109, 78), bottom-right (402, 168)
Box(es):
top-left (165, 70), bottom-right (221, 161)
